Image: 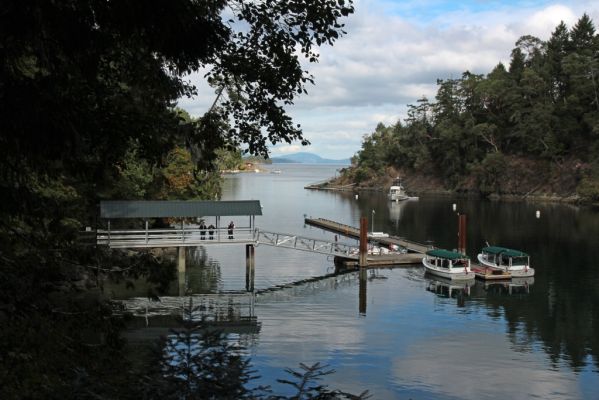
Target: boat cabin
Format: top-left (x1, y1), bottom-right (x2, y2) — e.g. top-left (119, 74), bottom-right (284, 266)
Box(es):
top-left (480, 246), bottom-right (529, 268)
top-left (425, 249), bottom-right (470, 270)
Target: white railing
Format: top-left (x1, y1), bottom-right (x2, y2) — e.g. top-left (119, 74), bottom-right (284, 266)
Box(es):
top-left (97, 227), bottom-right (257, 248)
top-left (95, 226), bottom-right (361, 258)
top-left (255, 230), bottom-right (359, 258)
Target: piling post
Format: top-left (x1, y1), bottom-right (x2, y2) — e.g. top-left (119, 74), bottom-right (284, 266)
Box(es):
top-left (359, 217), bottom-right (368, 268)
top-left (178, 269), bottom-right (186, 296)
top-left (177, 246), bottom-right (186, 274)
top-left (245, 244), bottom-right (255, 292)
top-left (458, 214), bottom-right (467, 255)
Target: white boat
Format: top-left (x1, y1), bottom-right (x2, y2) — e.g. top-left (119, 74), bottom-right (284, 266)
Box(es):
top-left (422, 249), bottom-right (475, 281)
top-left (477, 246), bottom-right (534, 277)
top-left (388, 182), bottom-right (409, 202)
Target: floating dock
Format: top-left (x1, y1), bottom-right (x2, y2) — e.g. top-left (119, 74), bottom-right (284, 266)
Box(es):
top-left (335, 253), bottom-right (424, 269)
top-left (304, 217), bottom-right (427, 268)
top-left (305, 217), bottom-right (430, 254)
top-left (471, 265), bottom-right (512, 280)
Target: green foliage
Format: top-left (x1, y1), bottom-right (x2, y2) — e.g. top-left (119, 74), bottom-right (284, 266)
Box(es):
top-left (215, 147), bottom-right (244, 171)
top-left (1, 1), bottom-right (355, 397)
top-left (349, 14), bottom-right (599, 198)
top-left (576, 162), bottom-right (599, 202)
top-left (474, 153), bottom-right (507, 196)
top-left (577, 177), bottom-right (599, 202)
top-left (112, 140), bottom-right (155, 199)
top-left (276, 362), bottom-right (370, 399)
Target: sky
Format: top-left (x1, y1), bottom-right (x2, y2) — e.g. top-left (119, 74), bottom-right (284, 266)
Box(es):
top-left (178, 0), bottom-right (599, 160)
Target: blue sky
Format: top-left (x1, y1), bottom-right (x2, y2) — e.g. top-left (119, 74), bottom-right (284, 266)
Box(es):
top-left (178, 1), bottom-right (599, 160)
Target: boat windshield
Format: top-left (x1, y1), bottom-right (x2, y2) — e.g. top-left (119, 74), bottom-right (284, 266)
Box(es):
top-left (511, 257), bottom-right (528, 266)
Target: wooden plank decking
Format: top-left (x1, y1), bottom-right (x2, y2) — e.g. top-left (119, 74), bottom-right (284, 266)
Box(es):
top-left (305, 217), bottom-right (430, 254)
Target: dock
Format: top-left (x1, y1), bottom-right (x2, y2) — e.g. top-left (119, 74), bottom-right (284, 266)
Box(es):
top-left (471, 265), bottom-right (512, 280)
top-left (305, 217), bottom-right (430, 254)
top-left (471, 264), bottom-right (535, 280)
top-left (335, 253), bottom-right (424, 269)
top-left (304, 217), bottom-right (427, 268)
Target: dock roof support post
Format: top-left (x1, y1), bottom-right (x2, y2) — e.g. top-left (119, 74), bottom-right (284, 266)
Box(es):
top-left (359, 217), bottom-right (368, 268)
top-left (178, 246), bottom-right (186, 274)
top-left (245, 244), bottom-right (255, 292)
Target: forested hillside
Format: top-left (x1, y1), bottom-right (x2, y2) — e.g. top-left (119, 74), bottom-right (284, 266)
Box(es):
top-left (347, 14), bottom-right (599, 202)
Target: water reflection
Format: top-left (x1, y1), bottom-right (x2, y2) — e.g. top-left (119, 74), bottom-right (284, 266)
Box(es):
top-left (388, 200), bottom-right (407, 229)
top-left (109, 165), bottom-right (599, 397)
top-left (425, 274), bottom-right (474, 303)
top-left (478, 277), bottom-right (534, 296)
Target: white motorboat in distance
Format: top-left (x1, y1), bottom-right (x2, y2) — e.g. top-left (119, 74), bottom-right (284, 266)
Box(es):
top-left (388, 183), bottom-right (409, 202)
top-left (422, 249), bottom-right (475, 281)
top-left (388, 177), bottom-right (418, 202)
top-left (477, 246), bottom-right (534, 277)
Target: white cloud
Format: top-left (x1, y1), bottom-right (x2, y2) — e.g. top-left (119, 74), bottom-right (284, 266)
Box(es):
top-left (178, 1), bottom-right (599, 159)
top-left (270, 144), bottom-right (303, 155)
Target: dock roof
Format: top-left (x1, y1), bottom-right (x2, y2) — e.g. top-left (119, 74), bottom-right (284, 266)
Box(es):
top-left (100, 200), bottom-right (262, 219)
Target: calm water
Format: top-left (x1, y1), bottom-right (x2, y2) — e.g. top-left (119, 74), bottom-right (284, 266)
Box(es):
top-left (121, 164), bottom-right (599, 399)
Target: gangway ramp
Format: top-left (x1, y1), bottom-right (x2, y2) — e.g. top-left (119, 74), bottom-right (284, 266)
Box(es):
top-left (255, 229), bottom-right (359, 259)
top-left (254, 230), bottom-right (423, 266)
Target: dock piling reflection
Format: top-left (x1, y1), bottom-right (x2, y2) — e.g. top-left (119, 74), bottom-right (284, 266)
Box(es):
top-left (359, 268), bottom-right (367, 315)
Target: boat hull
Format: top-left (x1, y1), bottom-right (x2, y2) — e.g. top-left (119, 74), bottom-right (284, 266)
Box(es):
top-left (477, 254), bottom-right (535, 277)
top-left (422, 258), bottom-right (475, 281)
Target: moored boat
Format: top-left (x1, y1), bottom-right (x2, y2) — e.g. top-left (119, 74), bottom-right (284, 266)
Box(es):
top-left (422, 249), bottom-right (475, 281)
top-left (388, 183), bottom-right (408, 202)
top-left (477, 246), bottom-right (534, 277)
top-left (387, 177), bottom-right (410, 201)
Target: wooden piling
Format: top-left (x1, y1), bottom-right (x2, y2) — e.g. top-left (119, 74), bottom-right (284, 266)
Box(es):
top-left (359, 217), bottom-right (368, 268)
top-left (177, 246), bottom-right (186, 274)
top-left (458, 214), bottom-right (467, 255)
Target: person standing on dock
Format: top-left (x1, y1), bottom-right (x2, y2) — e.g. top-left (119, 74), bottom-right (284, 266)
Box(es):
top-left (208, 224), bottom-right (215, 240)
top-left (228, 221), bottom-right (235, 239)
top-left (199, 220), bottom-right (206, 240)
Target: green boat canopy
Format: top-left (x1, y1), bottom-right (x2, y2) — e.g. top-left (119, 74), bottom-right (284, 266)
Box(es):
top-left (481, 246), bottom-right (528, 258)
top-left (426, 249), bottom-right (468, 260)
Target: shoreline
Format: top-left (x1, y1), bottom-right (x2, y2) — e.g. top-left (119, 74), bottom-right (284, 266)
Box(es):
top-left (305, 177), bottom-right (592, 206)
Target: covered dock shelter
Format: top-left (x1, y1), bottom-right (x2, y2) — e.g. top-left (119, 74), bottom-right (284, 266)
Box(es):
top-left (98, 200), bottom-right (263, 247)
top-left (97, 200), bottom-right (262, 287)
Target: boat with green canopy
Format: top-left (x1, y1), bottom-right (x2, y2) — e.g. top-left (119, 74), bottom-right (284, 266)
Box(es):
top-left (476, 246), bottom-right (534, 277)
top-left (422, 249), bottom-right (475, 281)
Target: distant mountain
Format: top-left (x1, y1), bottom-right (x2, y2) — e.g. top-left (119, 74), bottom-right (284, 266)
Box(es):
top-left (270, 152), bottom-right (350, 164)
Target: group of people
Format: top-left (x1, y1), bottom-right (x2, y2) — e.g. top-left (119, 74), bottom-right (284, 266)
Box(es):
top-left (198, 220), bottom-right (235, 240)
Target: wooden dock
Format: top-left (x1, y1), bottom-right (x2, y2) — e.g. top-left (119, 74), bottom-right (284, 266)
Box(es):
top-left (471, 265), bottom-right (512, 280)
top-left (471, 264), bottom-right (535, 280)
top-left (335, 253), bottom-right (423, 269)
top-left (305, 217), bottom-right (430, 254)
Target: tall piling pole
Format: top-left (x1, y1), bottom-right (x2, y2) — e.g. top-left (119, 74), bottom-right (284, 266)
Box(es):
top-left (458, 214), bottom-right (467, 255)
top-left (359, 217), bottom-right (368, 268)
